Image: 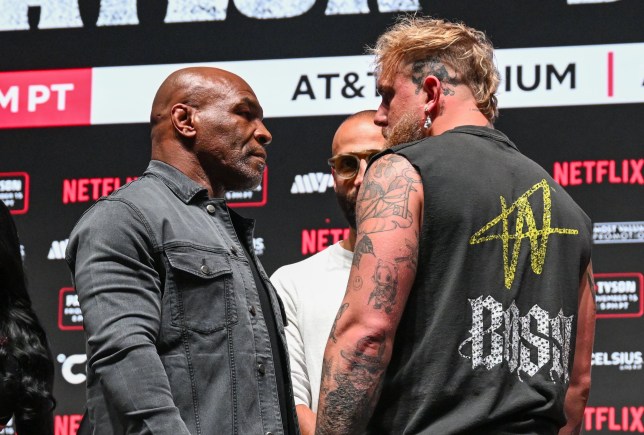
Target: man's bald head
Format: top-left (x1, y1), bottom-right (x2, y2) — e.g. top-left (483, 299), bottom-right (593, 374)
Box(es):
top-left (150, 67), bottom-right (252, 141)
top-left (332, 110), bottom-right (383, 156)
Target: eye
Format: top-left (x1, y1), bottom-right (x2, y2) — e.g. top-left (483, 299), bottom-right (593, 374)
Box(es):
top-left (337, 156), bottom-right (358, 173)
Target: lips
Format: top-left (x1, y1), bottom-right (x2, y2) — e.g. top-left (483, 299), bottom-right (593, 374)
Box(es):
top-left (249, 148), bottom-right (267, 162)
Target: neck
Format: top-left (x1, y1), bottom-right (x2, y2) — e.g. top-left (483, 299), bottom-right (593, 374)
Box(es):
top-left (429, 111), bottom-right (491, 136)
top-left (340, 227), bottom-right (358, 252)
top-left (152, 144), bottom-right (224, 198)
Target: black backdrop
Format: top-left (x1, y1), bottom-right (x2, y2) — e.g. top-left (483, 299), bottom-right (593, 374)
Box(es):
top-left (1, 1), bottom-right (643, 433)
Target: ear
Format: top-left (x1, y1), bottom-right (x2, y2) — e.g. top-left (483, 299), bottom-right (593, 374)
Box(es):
top-left (422, 75), bottom-right (442, 115)
top-left (171, 103), bottom-right (196, 138)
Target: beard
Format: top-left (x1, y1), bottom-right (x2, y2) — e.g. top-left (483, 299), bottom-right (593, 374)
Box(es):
top-left (335, 189), bottom-right (357, 230)
top-left (385, 112), bottom-right (426, 148)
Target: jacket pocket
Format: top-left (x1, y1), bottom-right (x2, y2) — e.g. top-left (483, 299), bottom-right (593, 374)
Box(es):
top-left (166, 245), bottom-right (238, 333)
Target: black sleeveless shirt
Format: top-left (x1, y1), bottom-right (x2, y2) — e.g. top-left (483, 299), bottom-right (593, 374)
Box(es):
top-left (367, 126), bottom-right (592, 435)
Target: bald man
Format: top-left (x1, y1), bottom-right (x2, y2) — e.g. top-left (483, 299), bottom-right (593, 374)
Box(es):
top-left (271, 111), bottom-right (385, 435)
top-left (67, 68), bottom-right (298, 435)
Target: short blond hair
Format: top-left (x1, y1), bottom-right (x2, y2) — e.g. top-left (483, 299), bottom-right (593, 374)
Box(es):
top-left (371, 16), bottom-right (500, 121)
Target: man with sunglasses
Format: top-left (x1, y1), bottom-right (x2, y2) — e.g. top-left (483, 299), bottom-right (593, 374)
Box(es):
top-left (271, 110), bottom-right (385, 435)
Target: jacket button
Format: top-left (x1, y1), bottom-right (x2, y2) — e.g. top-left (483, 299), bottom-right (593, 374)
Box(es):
top-left (249, 305), bottom-right (257, 316)
top-left (206, 204), bottom-right (216, 214)
top-left (200, 265), bottom-right (210, 274)
top-left (258, 363), bottom-right (265, 375)
top-left (265, 432), bottom-right (274, 435)
top-left (230, 245), bottom-right (238, 255)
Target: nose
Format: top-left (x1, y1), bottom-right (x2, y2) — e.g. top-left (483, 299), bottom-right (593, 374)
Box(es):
top-left (374, 104), bottom-right (388, 127)
top-left (255, 121), bottom-right (272, 146)
top-left (354, 159), bottom-right (369, 188)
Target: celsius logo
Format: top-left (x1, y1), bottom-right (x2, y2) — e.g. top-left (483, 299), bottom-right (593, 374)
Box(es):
top-left (0, 1), bottom-right (419, 31)
top-left (0, 172), bottom-right (29, 214)
top-left (594, 273), bottom-right (643, 318)
top-left (584, 406), bottom-right (644, 432)
top-left (227, 167), bottom-right (268, 207)
top-left (302, 227), bottom-right (350, 255)
top-left (593, 222), bottom-right (644, 244)
top-left (63, 176), bottom-right (137, 204)
top-left (48, 238), bottom-right (69, 260)
top-left (553, 159), bottom-right (644, 186)
top-left (592, 351), bottom-right (643, 370)
top-left (59, 287), bottom-right (83, 331)
top-left (291, 172), bottom-right (334, 194)
top-left (57, 353), bottom-right (87, 385)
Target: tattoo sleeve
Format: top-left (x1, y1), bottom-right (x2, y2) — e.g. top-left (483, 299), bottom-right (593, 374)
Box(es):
top-left (316, 335), bottom-right (387, 435)
top-left (357, 155), bottom-right (421, 235)
top-left (316, 154), bottom-right (422, 434)
top-left (329, 303), bottom-right (349, 343)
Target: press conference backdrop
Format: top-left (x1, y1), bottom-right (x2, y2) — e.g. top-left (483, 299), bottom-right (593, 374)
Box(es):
top-left (0, 1), bottom-right (642, 433)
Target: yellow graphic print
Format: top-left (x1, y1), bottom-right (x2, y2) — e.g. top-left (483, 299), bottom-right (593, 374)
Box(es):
top-left (469, 179), bottom-right (579, 289)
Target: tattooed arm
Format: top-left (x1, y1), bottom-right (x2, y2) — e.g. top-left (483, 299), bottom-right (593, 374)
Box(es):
top-left (315, 154), bottom-right (423, 435)
top-left (559, 261), bottom-right (596, 435)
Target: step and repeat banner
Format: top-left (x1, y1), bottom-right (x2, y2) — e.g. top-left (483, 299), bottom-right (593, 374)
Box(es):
top-left (1, 1), bottom-right (643, 433)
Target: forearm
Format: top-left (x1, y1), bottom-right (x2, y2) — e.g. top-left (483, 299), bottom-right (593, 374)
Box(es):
top-left (559, 262), bottom-right (596, 435)
top-left (316, 325), bottom-right (391, 435)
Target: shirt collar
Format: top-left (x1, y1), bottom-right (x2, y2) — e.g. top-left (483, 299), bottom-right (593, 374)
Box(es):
top-left (144, 160), bottom-right (209, 204)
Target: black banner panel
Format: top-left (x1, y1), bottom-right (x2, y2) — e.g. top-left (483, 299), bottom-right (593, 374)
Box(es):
top-left (1, 1), bottom-right (642, 433)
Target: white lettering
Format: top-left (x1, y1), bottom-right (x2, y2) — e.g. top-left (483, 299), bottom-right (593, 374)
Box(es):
top-left (97, 0), bottom-right (139, 26)
top-left (65, 294), bottom-right (79, 307)
top-left (0, 86), bottom-right (19, 112)
top-left (165, 0), bottom-right (228, 23)
top-left (235, 0), bottom-right (315, 19)
top-left (50, 83), bottom-right (74, 110)
top-left (326, 0), bottom-right (419, 14)
top-left (28, 84), bottom-right (50, 112)
top-left (597, 280), bottom-right (637, 294)
top-left (0, 179), bottom-right (22, 191)
top-left (459, 295), bottom-right (573, 382)
top-left (59, 353), bottom-right (87, 385)
top-left (0, 0), bottom-right (82, 31)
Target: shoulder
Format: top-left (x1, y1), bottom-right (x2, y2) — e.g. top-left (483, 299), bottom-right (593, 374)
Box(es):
top-left (271, 247), bottom-right (335, 282)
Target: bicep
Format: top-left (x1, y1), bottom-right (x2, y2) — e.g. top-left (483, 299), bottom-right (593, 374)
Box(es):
top-left (340, 154), bottom-right (423, 334)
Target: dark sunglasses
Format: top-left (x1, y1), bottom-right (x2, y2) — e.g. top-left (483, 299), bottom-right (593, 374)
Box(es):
top-left (327, 149), bottom-right (383, 179)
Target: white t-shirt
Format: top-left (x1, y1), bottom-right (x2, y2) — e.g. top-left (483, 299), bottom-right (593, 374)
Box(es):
top-left (270, 242), bottom-right (352, 412)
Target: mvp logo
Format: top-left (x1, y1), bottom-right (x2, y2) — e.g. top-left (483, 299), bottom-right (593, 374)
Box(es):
top-left (291, 172), bottom-right (334, 194)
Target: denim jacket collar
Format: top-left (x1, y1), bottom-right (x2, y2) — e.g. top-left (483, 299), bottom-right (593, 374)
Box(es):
top-left (144, 160), bottom-right (209, 204)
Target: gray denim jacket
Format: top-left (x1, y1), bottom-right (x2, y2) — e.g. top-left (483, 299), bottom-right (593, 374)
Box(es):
top-left (66, 160), bottom-right (297, 435)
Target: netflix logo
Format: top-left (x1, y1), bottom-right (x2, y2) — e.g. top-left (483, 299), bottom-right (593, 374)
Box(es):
top-left (302, 227), bottom-right (350, 255)
top-left (62, 176), bottom-right (137, 204)
top-left (0, 68), bottom-right (91, 129)
top-left (585, 406), bottom-right (644, 432)
top-left (54, 414), bottom-right (83, 435)
top-left (553, 159), bottom-right (644, 187)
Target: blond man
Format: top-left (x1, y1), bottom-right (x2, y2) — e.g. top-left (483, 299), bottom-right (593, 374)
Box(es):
top-left (316, 17), bottom-right (595, 435)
